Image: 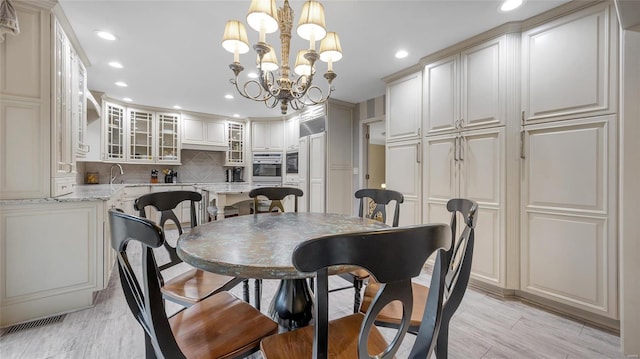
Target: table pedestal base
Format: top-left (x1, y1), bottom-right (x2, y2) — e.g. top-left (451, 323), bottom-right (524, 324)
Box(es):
top-left (268, 279), bottom-right (313, 331)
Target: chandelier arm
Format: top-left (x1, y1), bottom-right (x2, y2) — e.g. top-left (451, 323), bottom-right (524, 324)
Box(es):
top-left (230, 76), bottom-right (274, 102)
top-left (295, 84), bottom-right (335, 106)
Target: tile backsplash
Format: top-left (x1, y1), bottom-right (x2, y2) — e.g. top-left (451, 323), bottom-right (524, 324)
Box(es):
top-left (77, 150), bottom-right (232, 184)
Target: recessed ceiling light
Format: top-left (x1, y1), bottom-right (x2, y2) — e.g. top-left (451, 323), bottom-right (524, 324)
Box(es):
top-left (395, 50), bottom-right (409, 59)
top-left (233, 114), bottom-right (240, 118)
top-left (95, 31), bottom-right (117, 41)
top-left (108, 61), bottom-right (123, 69)
top-left (173, 105), bottom-right (182, 109)
top-left (247, 72), bottom-right (258, 79)
top-left (115, 81), bottom-right (128, 87)
top-left (122, 97), bottom-right (133, 102)
top-left (224, 94), bottom-right (234, 100)
top-left (499, 0), bottom-right (523, 12)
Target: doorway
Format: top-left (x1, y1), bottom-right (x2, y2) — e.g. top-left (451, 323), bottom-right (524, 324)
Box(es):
top-left (365, 121), bottom-right (386, 190)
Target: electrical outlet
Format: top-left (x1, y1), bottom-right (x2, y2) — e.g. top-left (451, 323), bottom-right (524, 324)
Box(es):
top-left (353, 167), bottom-right (359, 175)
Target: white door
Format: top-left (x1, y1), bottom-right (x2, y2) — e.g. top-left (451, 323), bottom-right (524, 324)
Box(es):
top-left (251, 122), bottom-right (268, 150)
top-left (424, 55), bottom-right (458, 136)
top-left (521, 115), bottom-right (617, 318)
top-left (386, 72), bottom-right (422, 142)
top-left (385, 139), bottom-right (421, 226)
top-left (308, 132), bottom-right (326, 213)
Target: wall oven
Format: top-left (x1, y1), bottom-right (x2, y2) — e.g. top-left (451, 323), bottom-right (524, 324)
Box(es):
top-left (252, 152), bottom-right (282, 184)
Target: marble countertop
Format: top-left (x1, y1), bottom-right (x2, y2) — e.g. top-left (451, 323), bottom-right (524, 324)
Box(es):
top-left (1, 182), bottom-right (256, 205)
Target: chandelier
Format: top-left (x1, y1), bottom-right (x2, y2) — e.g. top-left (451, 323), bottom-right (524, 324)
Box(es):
top-left (222, 0), bottom-right (342, 115)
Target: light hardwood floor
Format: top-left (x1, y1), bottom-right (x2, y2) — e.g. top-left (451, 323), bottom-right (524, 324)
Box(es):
top-left (0, 238), bottom-right (625, 359)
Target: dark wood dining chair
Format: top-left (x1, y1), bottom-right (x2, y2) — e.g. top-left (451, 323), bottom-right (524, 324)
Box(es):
top-left (260, 223), bottom-right (451, 359)
top-left (134, 190), bottom-right (246, 306)
top-left (247, 186), bottom-right (304, 309)
top-left (332, 188), bottom-right (404, 313)
top-left (108, 209), bottom-right (278, 359)
top-left (359, 198), bottom-right (478, 359)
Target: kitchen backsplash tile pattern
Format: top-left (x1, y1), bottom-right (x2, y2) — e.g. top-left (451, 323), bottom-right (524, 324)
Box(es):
top-left (76, 150), bottom-right (228, 185)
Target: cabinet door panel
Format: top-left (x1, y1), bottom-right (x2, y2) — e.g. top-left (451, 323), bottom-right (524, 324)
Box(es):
top-left (424, 135), bottom-right (456, 201)
top-left (523, 212), bottom-right (610, 314)
top-left (309, 133), bottom-right (326, 213)
top-left (424, 56), bottom-right (458, 135)
top-left (462, 37), bottom-right (504, 129)
top-left (252, 122), bottom-right (268, 150)
top-left (386, 140), bottom-right (421, 225)
top-left (269, 121), bottom-right (284, 151)
top-left (205, 120), bottom-right (227, 146)
top-left (459, 128), bottom-right (504, 205)
top-left (183, 117), bottom-right (205, 143)
top-left (127, 109), bottom-right (154, 162)
top-left (387, 72), bottom-right (422, 142)
top-left (522, 4), bottom-right (614, 122)
top-left (470, 207), bottom-right (501, 284)
top-left (1, 6), bottom-right (43, 99)
top-left (525, 118), bottom-right (610, 213)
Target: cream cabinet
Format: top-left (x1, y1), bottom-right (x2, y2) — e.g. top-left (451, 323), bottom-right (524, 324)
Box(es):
top-left (521, 3), bottom-right (617, 124)
top-left (51, 17), bottom-right (91, 196)
top-left (182, 115), bottom-right (227, 150)
top-left (225, 121), bottom-right (245, 166)
top-left (102, 101), bottom-right (180, 164)
top-left (0, 2), bottom-right (52, 200)
top-left (424, 35), bottom-right (506, 136)
top-left (126, 108), bottom-right (180, 164)
top-left (252, 120), bottom-right (284, 151)
top-left (0, 200), bottom-right (105, 326)
top-left (385, 140), bottom-right (421, 226)
top-left (285, 116), bottom-right (300, 150)
top-left (386, 72), bottom-right (422, 142)
top-left (386, 71), bottom-right (423, 224)
top-left (103, 102), bottom-right (126, 161)
top-left (520, 115), bottom-right (617, 319)
top-left (423, 127), bottom-right (506, 287)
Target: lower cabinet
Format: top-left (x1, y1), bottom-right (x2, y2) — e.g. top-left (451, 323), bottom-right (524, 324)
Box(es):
top-left (423, 127), bottom-right (506, 287)
top-left (520, 115), bottom-right (618, 319)
top-left (0, 200), bottom-right (104, 326)
top-left (386, 139), bottom-right (422, 226)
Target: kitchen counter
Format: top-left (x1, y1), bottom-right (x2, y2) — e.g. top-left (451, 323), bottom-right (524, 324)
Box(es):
top-left (0, 182), bottom-right (255, 205)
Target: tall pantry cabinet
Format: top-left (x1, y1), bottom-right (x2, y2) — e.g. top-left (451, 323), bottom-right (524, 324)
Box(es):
top-left (422, 34), bottom-right (519, 289)
top-left (385, 72), bottom-right (423, 226)
top-left (520, 3), bottom-right (618, 319)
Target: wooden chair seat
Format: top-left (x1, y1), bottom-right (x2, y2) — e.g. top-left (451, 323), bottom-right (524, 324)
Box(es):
top-left (162, 268), bottom-right (242, 306)
top-left (360, 281), bottom-right (429, 329)
top-left (350, 268), bottom-right (370, 280)
top-left (260, 313), bottom-right (389, 359)
top-left (171, 292), bottom-right (278, 359)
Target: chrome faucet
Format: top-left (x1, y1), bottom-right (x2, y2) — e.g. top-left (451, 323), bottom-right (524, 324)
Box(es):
top-left (109, 163), bottom-right (124, 184)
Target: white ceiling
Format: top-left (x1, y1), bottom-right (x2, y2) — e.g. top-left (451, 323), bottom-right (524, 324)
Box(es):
top-left (59, 0), bottom-right (570, 119)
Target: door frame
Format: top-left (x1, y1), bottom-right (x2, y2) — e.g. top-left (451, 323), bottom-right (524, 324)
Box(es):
top-left (358, 115), bottom-right (385, 191)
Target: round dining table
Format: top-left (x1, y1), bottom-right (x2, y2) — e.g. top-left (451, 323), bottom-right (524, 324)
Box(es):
top-left (176, 211), bottom-right (388, 330)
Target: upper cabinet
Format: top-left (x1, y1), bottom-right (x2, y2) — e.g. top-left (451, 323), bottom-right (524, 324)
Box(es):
top-left (424, 35), bottom-right (506, 136)
top-left (285, 116), bottom-right (300, 150)
top-left (386, 72), bottom-right (422, 142)
top-left (0, 2), bottom-right (53, 199)
top-left (226, 121), bottom-right (245, 166)
top-left (521, 3), bottom-right (617, 124)
top-left (252, 120), bottom-right (284, 151)
top-left (182, 115), bottom-right (227, 150)
top-left (102, 101), bottom-right (180, 164)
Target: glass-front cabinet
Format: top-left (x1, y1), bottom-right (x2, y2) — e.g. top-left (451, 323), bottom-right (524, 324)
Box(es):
top-left (104, 102), bottom-right (125, 161)
top-left (157, 113), bottom-right (180, 162)
top-left (127, 108), bottom-right (154, 162)
top-left (226, 121), bottom-right (245, 166)
top-left (102, 101), bottom-right (180, 164)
